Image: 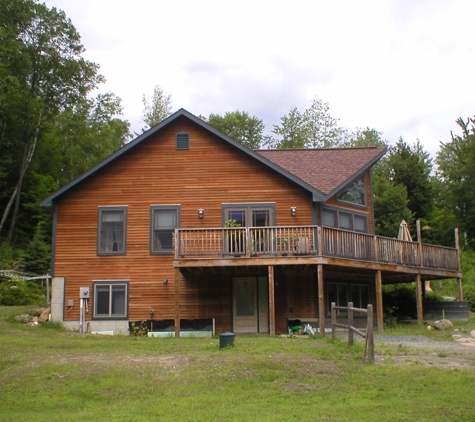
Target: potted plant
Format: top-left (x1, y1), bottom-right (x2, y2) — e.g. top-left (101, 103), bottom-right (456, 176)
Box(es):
top-left (224, 219), bottom-right (242, 256)
top-left (275, 236), bottom-right (289, 256)
top-left (252, 237), bottom-right (264, 257)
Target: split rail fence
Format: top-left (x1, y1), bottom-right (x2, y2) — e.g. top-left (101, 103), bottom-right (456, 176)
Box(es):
top-left (331, 302), bottom-right (374, 364)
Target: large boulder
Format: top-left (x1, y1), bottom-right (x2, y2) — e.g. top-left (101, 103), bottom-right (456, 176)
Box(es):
top-left (434, 319), bottom-right (453, 330)
top-left (38, 307), bottom-right (51, 323)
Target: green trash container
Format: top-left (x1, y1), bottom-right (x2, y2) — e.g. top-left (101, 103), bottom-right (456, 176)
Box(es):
top-left (219, 332), bottom-right (235, 348)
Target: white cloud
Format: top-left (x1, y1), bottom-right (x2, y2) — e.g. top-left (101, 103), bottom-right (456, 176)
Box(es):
top-left (43, 0), bottom-right (475, 156)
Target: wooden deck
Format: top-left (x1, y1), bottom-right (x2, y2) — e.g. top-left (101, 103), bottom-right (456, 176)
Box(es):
top-left (174, 226), bottom-right (460, 273)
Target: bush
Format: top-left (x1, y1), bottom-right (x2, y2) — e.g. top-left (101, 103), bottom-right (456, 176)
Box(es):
top-left (0, 276), bottom-right (45, 306)
top-left (382, 283), bottom-right (417, 322)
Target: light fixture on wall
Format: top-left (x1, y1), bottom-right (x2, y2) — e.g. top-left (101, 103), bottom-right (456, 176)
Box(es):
top-left (163, 279), bottom-right (168, 284)
top-left (290, 206), bottom-right (297, 217)
top-left (198, 208), bottom-right (204, 219)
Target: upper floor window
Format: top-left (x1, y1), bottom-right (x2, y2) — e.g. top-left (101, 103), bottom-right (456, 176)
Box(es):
top-left (97, 206), bottom-right (127, 255)
top-left (336, 175), bottom-right (366, 206)
top-left (151, 205), bottom-right (180, 254)
top-left (321, 206), bottom-right (368, 233)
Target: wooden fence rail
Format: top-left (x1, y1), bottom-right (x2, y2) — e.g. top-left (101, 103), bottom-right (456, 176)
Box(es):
top-left (331, 302), bottom-right (374, 364)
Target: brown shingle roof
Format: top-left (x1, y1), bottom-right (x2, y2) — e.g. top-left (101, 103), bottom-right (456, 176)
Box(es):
top-left (255, 147), bottom-right (386, 196)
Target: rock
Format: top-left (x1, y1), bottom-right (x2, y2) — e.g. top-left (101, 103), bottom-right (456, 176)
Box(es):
top-left (452, 334), bottom-right (462, 340)
top-left (15, 314), bottom-right (31, 323)
top-left (38, 307), bottom-right (51, 323)
top-left (434, 319), bottom-right (453, 330)
top-left (32, 316), bottom-right (39, 323)
top-left (471, 330), bottom-right (475, 339)
top-left (427, 326), bottom-right (434, 331)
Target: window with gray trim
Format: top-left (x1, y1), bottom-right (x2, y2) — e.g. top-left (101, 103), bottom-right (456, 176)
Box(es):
top-left (98, 207), bottom-right (127, 255)
top-left (327, 282), bottom-right (370, 315)
top-left (93, 281), bottom-right (128, 319)
top-left (321, 207), bottom-right (368, 233)
top-left (151, 205), bottom-right (180, 253)
top-left (336, 175), bottom-right (366, 206)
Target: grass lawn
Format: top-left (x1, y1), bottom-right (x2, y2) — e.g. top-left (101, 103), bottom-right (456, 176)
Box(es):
top-left (1, 306), bottom-right (474, 422)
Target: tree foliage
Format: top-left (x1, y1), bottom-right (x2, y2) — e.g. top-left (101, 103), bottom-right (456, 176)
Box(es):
top-left (208, 111), bottom-right (266, 149)
top-left (387, 139), bottom-right (433, 224)
top-left (269, 97), bottom-right (349, 148)
top-left (436, 117), bottom-right (475, 247)
top-left (141, 85), bottom-right (172, 131)
top-left (0, 0), bottom-right (129, 274)
top-left (0, 0), bottom-right (106, 241)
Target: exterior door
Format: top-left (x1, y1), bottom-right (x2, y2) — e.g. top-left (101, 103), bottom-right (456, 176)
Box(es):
top-left (233, 277), bottom-right (269, 333)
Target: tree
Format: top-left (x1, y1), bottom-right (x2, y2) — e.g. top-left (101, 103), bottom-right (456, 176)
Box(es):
top-left (387, 138), bottom-right (433, 224)
top-left (208, 111), bottom-right (266, 149)
top-left (141, 85), bottom-right (172, 130)
top-left (269, 97), bottom-right (349, 148)
top-left (0, 0), bottom-right (104, 240)
top-left (436, 117), bottom-right (475, 247)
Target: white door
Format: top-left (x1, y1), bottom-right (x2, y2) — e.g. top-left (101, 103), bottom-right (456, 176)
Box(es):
top-left (233, 277), bottom-right (269, 333)
top-left (233, 278), bottom-right (258, 333)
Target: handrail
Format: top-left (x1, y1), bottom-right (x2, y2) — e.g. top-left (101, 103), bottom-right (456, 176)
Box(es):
top-left (175, 226), bottom-right (460, 271)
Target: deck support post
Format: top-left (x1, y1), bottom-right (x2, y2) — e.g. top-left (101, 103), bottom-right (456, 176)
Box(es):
top-left (317, 264), bottom-right (325, 337)
top-left (455, 228), bottom-right (464, 301)
top-left (415, 273), bottom-right (424, 326)
top-left (174, 268), bottom-right (181, 338)
top-left (268, 266), bottom-right (275, 336)
top-left (375, 270), bottom-right (384, 332)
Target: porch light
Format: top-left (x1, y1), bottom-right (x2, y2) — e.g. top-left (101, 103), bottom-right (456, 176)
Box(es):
top-left (290, 206), bottom-right (297, 217)
top-left (163, 279), bottom-right (168, 284)
top-left (198, 208), bottom-right (204, 219)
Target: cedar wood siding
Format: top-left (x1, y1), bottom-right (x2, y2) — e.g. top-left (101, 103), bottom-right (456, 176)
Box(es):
top-left (54, 116), bottom-right (314, 324)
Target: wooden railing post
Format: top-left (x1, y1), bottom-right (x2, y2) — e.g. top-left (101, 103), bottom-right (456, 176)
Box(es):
top-left (348, 302), bottom-right (354, 346)
top-left (317, 226), bottom-right (323, 256)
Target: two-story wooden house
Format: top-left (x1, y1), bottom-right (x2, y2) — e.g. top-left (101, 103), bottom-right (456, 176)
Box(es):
top-left (41, 109), bottom-right (463, 336)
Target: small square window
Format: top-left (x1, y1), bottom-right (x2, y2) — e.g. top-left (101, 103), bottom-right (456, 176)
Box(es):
top-left (97, 207), bottom-right (127, 255)
top-left (93, 281), bottom-right (128, 319)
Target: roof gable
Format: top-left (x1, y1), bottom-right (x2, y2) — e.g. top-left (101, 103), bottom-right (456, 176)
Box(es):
top-left (40, 109), bottom-right (386, 206)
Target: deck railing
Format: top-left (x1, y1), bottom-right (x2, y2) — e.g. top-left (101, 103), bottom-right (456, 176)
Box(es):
top-left (175, 226), bottom-right (460, 271)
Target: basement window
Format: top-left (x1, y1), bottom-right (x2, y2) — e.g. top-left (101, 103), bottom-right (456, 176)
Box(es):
top-left (327, 282), bottom-right (370, 315)
top-left (93, 281), bottom-right (129, 319)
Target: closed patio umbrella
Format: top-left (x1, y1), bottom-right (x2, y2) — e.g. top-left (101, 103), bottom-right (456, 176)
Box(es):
top-left (397, 220), bottom-right (413, 242)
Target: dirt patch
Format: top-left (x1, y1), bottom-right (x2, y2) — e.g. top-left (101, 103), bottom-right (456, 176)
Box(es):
top-left (375, 337), bottom-right (475, 370)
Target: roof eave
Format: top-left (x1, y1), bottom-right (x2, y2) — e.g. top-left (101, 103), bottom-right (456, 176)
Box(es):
top-left (321, 147), bottom-right (387, 201)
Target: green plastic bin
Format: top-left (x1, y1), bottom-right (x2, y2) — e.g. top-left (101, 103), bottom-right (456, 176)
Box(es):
top-left (219, 332), bottom-right (235, 348)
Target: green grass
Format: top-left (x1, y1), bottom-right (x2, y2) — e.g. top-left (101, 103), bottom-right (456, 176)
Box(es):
top-left (1, 307), bottom-right (474, 421)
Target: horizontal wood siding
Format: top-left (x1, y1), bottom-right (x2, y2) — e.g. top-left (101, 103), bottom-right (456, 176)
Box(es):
top-left (274, 272), bottom-right (317, 334)
top-left (54, 117), bottom-right (313, 322)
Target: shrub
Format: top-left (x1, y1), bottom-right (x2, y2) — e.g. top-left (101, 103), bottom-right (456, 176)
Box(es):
top-left (0, 276), bottom-right (45, 306)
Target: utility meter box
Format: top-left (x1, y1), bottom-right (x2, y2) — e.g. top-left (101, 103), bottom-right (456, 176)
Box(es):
top-left (79, 287), bottom-right (90, 299)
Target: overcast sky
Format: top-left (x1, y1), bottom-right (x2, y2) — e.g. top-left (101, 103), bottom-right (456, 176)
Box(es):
top-left (43, 0), bottom-right (475, 157)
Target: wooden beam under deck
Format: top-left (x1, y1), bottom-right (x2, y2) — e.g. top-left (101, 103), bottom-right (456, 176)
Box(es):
top-left (174, 256), bottom-right (461, 283)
